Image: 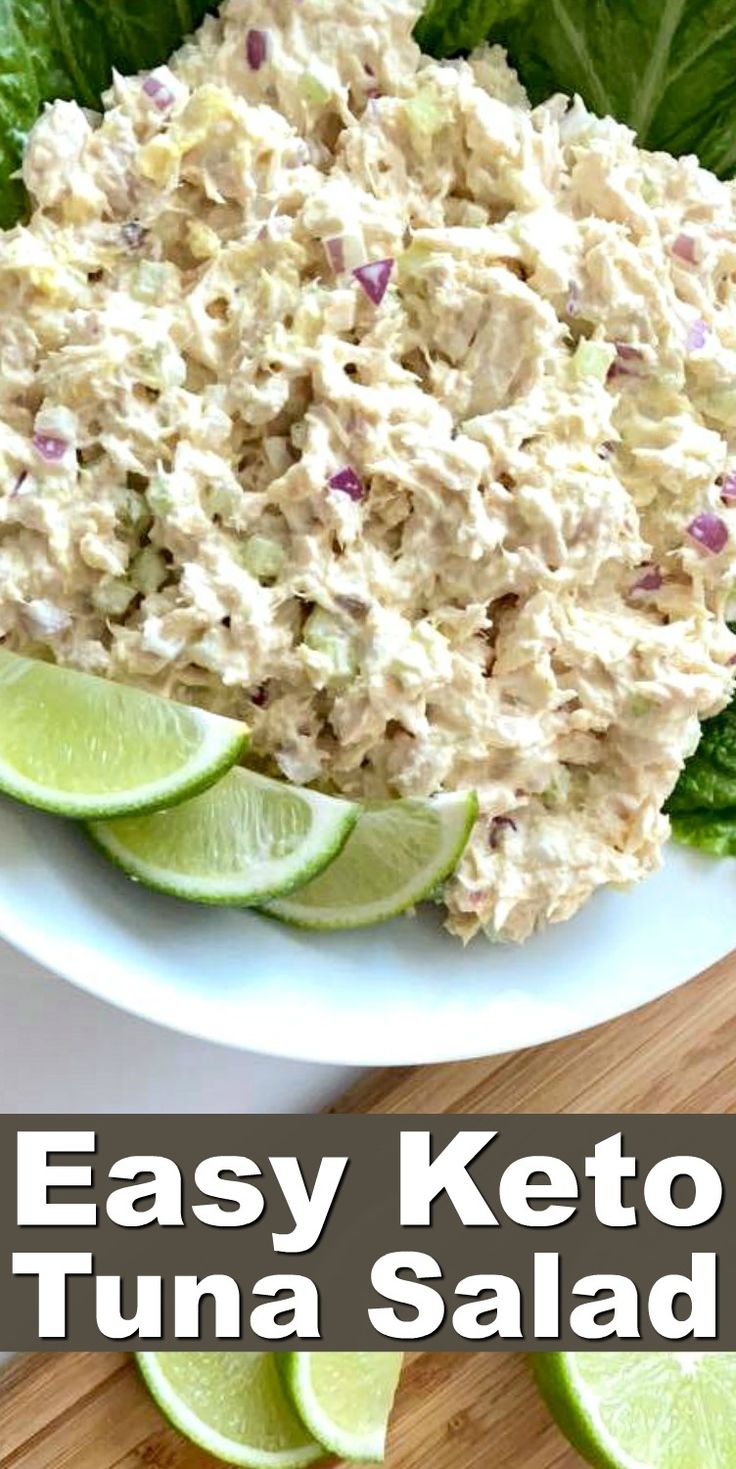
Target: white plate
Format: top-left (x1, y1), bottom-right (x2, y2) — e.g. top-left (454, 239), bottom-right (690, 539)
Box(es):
top-left (0, 794), bottom-right (733, 1066)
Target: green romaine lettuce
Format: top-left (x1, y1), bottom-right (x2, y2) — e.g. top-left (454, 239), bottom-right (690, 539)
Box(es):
top-left (416, 0), bottom-right (528, 58)
top-left (666, 703), bottom-right (736, 818)
top-left (0, 0), bottom-right (217, 227)
top-left (669, 812), bottom-right (736, 857)
top-left (665, 689), bottom-right (736, 852)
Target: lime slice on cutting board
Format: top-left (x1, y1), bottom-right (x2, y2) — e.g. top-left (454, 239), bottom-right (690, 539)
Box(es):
top-left (265, 791), bottom-right (478, 929)
top-left (90, 766), bottom-right (359, 905)
top-left (533, 1352), bottom-right (736, 1469)
top-left (280, 1352), bottom-right (403, 1461)
top-left (0, 650), bottom-right (247, 819)
top-left (137, 1353), bottom-right (323, 1469)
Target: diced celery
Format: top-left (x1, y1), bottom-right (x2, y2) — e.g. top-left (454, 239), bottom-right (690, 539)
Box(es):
top-left (132, 262), bottom-right (173, 304)
top-left (702, 387), bottom-right (736, 427)
top-left (627, 693), bottom-right (653, 717)
top-left (239, 535), bottom-right (285, 581)
top-left (202, 480), bottom-right (242, 521)
top-left (130, 546), bottom-right (167, 595)
top-left (404, 86), bottom-right (445, 151)
top-left (92, 578), bottom-right (137, 617)
top-left (303, 608), bottom-right (357, 682)
top-left (573, 339), bottom-right (615, 382)
top-left (397, 240), bottom-right (434, 290)
top-left (146, 475), bottom-right (175, 517)
top-left (117, 488), bottom-right (151, 533)
top-left (136, 344), bottom-right (186, 391)
top-left (298, 70), bottom-right (331, 107)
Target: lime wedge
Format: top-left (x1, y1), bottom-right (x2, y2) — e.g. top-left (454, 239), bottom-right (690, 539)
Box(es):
top-left (89, 767), bottom-right (359, 904)
top-left (280, 1353), bottom-right (403, 1462)
top-left (137, 1353), bottom-right (323, 1469)
top-left (0, 650), bottom-right (247, 819)
top-left (533, 1352), bottom-right (736, 1469)
top-left (265, 791), bottom-right (478, 929)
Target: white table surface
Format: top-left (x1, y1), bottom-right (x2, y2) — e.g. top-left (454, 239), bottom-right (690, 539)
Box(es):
top-left (0, 937), bottom-right (361, 1113)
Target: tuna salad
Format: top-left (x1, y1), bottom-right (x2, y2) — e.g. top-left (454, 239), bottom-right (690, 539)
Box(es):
top-left (1, 0), bottom-right (735, 943)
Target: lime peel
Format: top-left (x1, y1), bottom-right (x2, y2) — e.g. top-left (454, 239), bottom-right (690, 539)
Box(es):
top-left (90, 767), bottom-right (360, 906)
top-left (0, 651), bottom-right (248, 819)
top-left (136, 1353), bottom-right (323, 1469)
top-left (280, 1352), bottom-right (403, 1462)
top-left (265, 791), bottom-right (478, 930)
top-left (533, 1351), bottom-right (736, 1469)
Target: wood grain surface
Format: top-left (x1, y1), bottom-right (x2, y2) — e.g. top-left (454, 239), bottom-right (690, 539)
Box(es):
top-left (2, 951), bottom-right (736, 1469)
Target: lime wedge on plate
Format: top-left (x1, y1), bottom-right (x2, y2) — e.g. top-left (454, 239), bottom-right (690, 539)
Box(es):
top-left (137, 1353), bottom-right (323, 1469)
top-left (280, 1352), bottom-right (403, 1461)
top-left (90, 767), bottom-right (359, 905)
top-left (0, 650), bottom-right (247, 819)
top-left (266, 791), bottom-right (478, 929)
top-left (534, 1352), bottom-right (736, 1468)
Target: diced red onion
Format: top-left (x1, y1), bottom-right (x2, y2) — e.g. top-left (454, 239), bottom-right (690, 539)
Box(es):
top-left (246, 29), bottom-right (269, 70)
top-left (687, 318), bottom-right (708, 351)
top-left (598, 441), bottom-right (616, 460)
top-left (672, 233), bottom-right (697, 264)
top-left (10, 471), bottom-right (27, 497)
top-left (121, 221), bottom-right (147, 250)
top-left (720, 471), bottom-right (736, 503)
top-left (335, 594), bottom-right (369, 618)
top-left (630, 565), bottom-right (662, 594)
top-left (489, 815), bottom-right (517, 848)
top-left (250, 685), bottom-right (268, 707)
top-left (328, 467), bottom-right (366, 501)
top-left (464, 889), bottom-right (489, 913)
top-left (33, 432), bottom-right (68, 463)
top-left (324, 237), bottom-right (346, 274)
top-left (363, 64), bottom-right (380, 98)
top-left (353, 258), bottom-right (394, 306)
top-left (566, 280), bottom-right (581, 317)
top-left (615, 342), bottom-right (643, 362)
top-left (687, 512), bottom-right (728, 555)
top-left (143, 75), bottom-right (174, 111)
top-left (608, 342), bottom-right (644, 383)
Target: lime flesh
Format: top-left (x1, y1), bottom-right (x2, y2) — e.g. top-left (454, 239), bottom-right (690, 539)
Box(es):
top-left (265, 791), bottom-right (478, 929)
top-left (137, 1353), bottom-right (323, 1469)
top-left (0, 650), bottom-right (247, 818)
top-left (534, 1352), bottom-right (736, 1469)
top-left (90, 766), bottom-right (359, 905)
top-left (280, 1352), bottom-right (403, 1461)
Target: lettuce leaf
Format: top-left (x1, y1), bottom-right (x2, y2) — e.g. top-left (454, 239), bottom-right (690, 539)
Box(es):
top-left (669, 811), bottom-right (736, 857)
top-left (416, 0), bottom-right (528, 58)
top-left (666, 703), bottom-right (736, 817)
top-left (0, 0), bottom-right (218, 228)
top-left (665, 680), bottom-right (736, 853)
top-left (415, 0), bottom-right (736, 180)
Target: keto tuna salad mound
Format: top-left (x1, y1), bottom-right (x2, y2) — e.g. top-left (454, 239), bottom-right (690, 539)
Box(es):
top-left (1, 0), bottom-right (735, 943)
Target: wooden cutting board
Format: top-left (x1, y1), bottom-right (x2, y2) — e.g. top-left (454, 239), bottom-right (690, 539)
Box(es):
top-left (2, 950), bottom-right (736, 1469)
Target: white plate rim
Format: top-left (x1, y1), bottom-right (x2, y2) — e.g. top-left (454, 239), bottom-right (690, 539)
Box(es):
top-left (1, 801), bottom-right (734, 1067)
